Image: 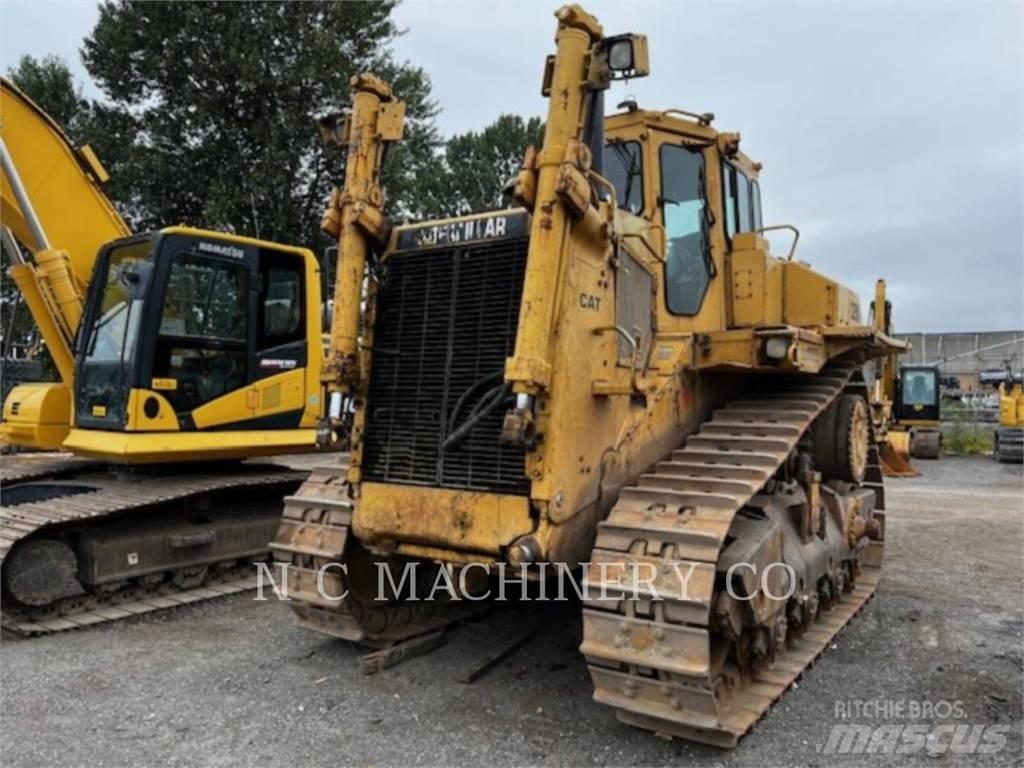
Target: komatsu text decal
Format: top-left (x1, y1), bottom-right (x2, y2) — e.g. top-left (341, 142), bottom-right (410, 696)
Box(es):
top-left (396, 210), bottom-right (529, 251)
top-left (196, 241), bottom-right (245, 260)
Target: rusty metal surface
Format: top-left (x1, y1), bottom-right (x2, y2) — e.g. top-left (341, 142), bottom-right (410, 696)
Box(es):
top-left (580, 362), bottom-right (888, 747)
top-left (271, 459), bottom-right (487, 645)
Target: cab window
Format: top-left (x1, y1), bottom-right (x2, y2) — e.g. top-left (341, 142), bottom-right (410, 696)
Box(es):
top-left (153, 253), bottom-right (248, 414)
top-left (903, 370), bottom-right (937, 406)
top-left (751, 180), bottom-right (763, 231)
top-left (603, 140), bottom-right (644, 214)
top-left (258, 249), bottom-right (305, 349)
top-left (723, 165), bottom-right (737, 239)
top-left (736, 171), bottom-right (752, 232)
top-left (158, 255), bottom-right (246, 340)
top-left (721, 162), bottom-right (760, 236)
top-left (660, 144), bottom-right (710, 315)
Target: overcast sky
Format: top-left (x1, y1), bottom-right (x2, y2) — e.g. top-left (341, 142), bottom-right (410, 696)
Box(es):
top-left (2, 0), bottom-right (1021, 332)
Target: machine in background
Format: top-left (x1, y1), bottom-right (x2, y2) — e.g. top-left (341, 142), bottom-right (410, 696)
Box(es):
top-left (994, 371), bottom-right (1024, 463)
top-left (0, 77), bottom-right (331, 635)
top-left (894, 365), bottom-right (942, 460)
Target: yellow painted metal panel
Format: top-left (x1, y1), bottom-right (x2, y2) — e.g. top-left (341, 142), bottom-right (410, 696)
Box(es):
top-left (0, 77), bottom-right (129, 281)
top-left (62, 428), bottom-right (316, 463)
top-left (125, 389), bottom-right (179, 431)
top-left (354, 482), bottom-right (533, 556)
top-left (0, 382), bottom-right (70, 449)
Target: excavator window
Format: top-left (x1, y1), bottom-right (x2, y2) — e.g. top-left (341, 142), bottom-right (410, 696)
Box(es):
top-left (660, 144), bottom-right (710, 315)
top-left (77, 239), bottom-right (153, 426)
top-left (751, 180), bottom-right (763, 231)
top-left (152, 252), bottom-right (248, 414)
top-left (736, 171), bottom-right (752, 231)
top-left (158, 254), bottom-right (247, 341)
top-left (257, 249), bottom-right (305, 350)
top-left (903, 369), bottom-right (937, 407)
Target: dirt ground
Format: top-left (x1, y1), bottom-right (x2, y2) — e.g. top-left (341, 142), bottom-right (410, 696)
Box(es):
top-left (2, 456), bottom-right (1022, 767)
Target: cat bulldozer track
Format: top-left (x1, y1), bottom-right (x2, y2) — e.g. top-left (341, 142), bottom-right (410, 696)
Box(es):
top-left (271, 459), bottom-right (485, 646)
top-left (581, 362), bottom-right (886, 747)
top-left (1, 457), bottom-right (306, 636)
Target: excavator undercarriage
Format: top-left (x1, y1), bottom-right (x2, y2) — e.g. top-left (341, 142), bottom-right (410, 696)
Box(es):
top-left (0, 454), bottom-right (307, 635)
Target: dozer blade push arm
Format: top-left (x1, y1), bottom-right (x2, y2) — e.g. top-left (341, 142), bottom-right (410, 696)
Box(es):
top-left (501, 4), bottom-right (648, 445)
top-left (319, 73), bottom-right (405, 443)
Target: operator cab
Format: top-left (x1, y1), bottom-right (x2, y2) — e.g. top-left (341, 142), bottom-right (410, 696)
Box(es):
top-left (67, 227), bottom-right (323, 462)
top-left (602, 108), bottom-right (766, 327)
top-left (896, 365), bottom-right (940, 423)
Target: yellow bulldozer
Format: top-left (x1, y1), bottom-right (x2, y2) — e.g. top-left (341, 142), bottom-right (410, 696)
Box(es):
top-left (0, 77), bottom-right (332, 634)
top-left (272, 5), bottom-right (907, 748)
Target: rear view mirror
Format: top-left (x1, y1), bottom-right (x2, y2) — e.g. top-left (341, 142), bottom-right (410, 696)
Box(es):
top-left (119, 261), bottom-right (153, 300)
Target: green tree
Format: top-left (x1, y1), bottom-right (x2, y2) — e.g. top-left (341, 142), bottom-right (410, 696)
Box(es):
top-left (6, 55), bottom-right (89, 141)
top-left (81, 0), bottom-right (440, 247)
top-left (417, 115), bottom-right (545, 218)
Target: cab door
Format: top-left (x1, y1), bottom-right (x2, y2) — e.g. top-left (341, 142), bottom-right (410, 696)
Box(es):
top-left (148, 245), bottom-right (253, 429)
top-left (652, 135), bottom-right (728, 334)
top-left (247, 247), bottom-right (309, 428)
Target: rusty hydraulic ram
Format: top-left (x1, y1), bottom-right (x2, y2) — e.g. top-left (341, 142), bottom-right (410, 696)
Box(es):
top-left (501, 4), bottom-right (648, 446)
top-left (318, 74), bottom-right (405, 446)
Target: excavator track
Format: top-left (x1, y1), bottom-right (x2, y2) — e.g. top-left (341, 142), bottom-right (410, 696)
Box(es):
top-left (0, 453), bottom-right (104, 485)
top-left (271, 462), bottom-right (482, 645)
top-left (1, 460), bottom-right (309, 636)
top-left (581, 361), bottom-right (886, 748)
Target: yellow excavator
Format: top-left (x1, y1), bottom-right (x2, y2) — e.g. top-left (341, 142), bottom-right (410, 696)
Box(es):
top-left (0, 77), bottom-right (329, 634)
top-left (273, 5), bottom-right (907, 748)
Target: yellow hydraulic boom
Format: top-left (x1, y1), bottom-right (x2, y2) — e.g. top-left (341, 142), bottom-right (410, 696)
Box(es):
top-left (1, 76), bottom-right (130, 448)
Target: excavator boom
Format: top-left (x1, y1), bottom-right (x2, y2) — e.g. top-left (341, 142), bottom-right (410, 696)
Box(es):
top-left (0, 76), bottom-right (129, 275)
top-left (1, 77), bottom-right (131, 447)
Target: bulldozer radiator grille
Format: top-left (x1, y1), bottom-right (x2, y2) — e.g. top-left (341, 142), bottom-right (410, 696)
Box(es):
top-left (361, 237), bottom-right (530, 495)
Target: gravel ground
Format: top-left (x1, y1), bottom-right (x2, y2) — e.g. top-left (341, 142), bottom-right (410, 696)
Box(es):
top-left (2, 456), bottom-right (1022, 767)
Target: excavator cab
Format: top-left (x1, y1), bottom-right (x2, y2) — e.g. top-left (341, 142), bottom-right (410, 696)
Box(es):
top-left (896, 365), bottom-right (940, 423)
top-left (63, 227), bottom-right (324, 463)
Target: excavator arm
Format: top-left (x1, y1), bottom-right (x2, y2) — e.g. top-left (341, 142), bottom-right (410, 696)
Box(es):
top-left (1, 76), bottom-right (130, 448)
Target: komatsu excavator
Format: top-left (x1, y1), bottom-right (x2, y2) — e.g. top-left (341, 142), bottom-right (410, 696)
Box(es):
top-left (0, 77), bottom-right (327, 634)
top-left (272, 5), bottom-right (907, 748)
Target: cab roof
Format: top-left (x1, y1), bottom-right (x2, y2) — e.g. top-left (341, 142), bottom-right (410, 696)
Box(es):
top-left (605, 107), bottom-right (762, 180)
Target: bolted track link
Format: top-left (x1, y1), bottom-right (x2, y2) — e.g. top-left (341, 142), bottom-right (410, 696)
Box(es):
top-left (0, 453), bottom-right (104, 485)
top-left (1, 462), bottom-right (309, 633)
top-left (271, 462), bottom-right (480, 646)
top-left (581, 361), bottom-right (887, 748)
top-left (2, 567), bottom-right (262, 637)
